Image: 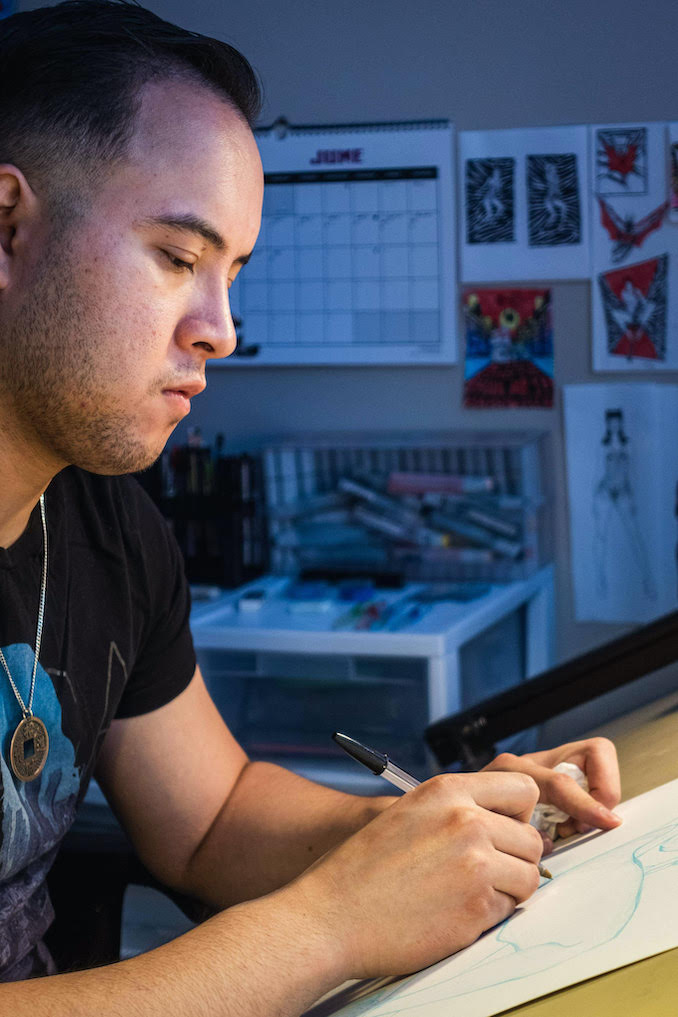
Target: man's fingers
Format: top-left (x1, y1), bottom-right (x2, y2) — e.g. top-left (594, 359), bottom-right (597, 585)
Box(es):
top-left (577, 738), bottom-right (622, 811)
top-left (486, 811), bottom-right (544, 865)
top-left (449, 771), bottom-right (540, 822)
top-left (555, 817), bottom-right (588, 840)
top-left (486, 750), bottom-right (622, 832)
top-left (492, 853), bottom-right (541, 905)
top-left (518, 738), bottom-right (622, 814)
top-left (540, 766), bottom-right (621, 829)
top-left (538, 830), bottom-right (554, 854)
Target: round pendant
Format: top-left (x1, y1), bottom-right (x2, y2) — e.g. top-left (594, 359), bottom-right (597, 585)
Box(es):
top-left (9, 716), bottom-right (49, 782)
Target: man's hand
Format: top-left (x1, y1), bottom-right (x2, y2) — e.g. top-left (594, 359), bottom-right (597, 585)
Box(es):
top-left (483, 737), bottom-right (622, 848)
top-left (288, 771), bottom-right (543, 980)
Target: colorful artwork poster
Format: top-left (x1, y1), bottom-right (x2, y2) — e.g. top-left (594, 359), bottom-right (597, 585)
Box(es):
top-left (591, 122), bottom-right (678, 371)
top-left (463, 288), bottom-right (553, 408)
top-left (460, 126), bottom-right (590, 282)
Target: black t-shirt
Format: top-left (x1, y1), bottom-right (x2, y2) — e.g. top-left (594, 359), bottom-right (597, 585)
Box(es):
top-left (0, 467), bottom-right (196, 980)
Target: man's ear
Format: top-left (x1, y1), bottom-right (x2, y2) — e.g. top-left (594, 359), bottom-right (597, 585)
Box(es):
top-left (0, 165), bottom-right (39, 292)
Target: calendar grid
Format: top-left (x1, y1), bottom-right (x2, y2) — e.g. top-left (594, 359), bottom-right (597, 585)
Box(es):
top-left (233, 166), bottom-right (442, 354)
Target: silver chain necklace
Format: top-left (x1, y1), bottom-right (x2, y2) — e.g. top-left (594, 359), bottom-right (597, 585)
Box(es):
top-left (0, 494), bottom-right (50, 782)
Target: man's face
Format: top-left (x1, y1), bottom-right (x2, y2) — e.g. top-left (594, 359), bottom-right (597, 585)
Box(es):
top-left (1, 76), bottom-right (263, 474)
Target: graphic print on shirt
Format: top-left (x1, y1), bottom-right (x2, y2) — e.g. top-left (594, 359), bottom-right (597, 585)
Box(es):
top-left (0, 643), bottom-right (80, 976)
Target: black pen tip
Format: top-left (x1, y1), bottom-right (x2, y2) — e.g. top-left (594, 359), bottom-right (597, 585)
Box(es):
top-left (332, 732), bottom-right (387, 775)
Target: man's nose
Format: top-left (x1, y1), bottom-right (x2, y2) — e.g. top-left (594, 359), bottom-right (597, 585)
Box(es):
top-left (175, 289), bottom-right (237, 360)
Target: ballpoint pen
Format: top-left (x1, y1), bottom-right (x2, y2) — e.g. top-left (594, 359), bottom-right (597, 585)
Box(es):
top-left (332, 731), bottom-right (552, 879)
top-left (333, 730), bottom-right (420, 791)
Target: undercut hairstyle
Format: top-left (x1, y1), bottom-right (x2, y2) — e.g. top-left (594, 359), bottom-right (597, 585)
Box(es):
top-left (0, 0), bottom-right (262, 218)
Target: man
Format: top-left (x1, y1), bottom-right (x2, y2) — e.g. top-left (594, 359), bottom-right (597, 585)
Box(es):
top-left (0, 1), bottom-right (622, 1013)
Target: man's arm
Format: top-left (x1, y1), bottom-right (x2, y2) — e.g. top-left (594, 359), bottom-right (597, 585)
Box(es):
top-left (94, 667), bottom-right (393, 906)
top-left (3, 764), bottom-right (544, 1015)
top-left (1, 668), bottom-right (616, 1015)
top-left (95, 668), bottom-right (623, 905)
top-left (0, 889), bottom-right (344, 1017)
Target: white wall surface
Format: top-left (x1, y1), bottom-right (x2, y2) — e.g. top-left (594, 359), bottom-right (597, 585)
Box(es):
top-left (20, 0), bottom-right (678, 675)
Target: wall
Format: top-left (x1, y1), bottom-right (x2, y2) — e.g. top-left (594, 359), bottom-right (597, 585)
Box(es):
top-left (22, 0), bottom-right (678, 675)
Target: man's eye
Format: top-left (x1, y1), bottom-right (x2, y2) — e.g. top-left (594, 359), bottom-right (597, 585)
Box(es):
top-left (162, 250), bottom-right (195, 274)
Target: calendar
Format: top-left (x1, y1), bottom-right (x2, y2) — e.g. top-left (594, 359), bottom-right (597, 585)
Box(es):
top-left (226, 120), bottom-right (457, 366)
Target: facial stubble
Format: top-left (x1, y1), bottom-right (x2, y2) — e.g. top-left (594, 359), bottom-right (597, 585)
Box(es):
top-left (0, 230), bottom-right (176, 476)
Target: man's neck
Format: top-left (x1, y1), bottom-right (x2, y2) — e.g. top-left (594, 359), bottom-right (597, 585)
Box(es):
top-left (0, 409), bottom-right (62, 550)
top-left (0, 500), bottom-right (43, 550)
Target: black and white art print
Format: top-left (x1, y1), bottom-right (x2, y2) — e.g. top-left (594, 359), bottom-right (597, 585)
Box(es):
top-left (465, 157), bottom-right (515, 245)
top-left (564, 382), bottom-right (678, 623)
top-left (460, 126), bottom-right (591, 282)
top-left (527, 154), bottom-right (581, 246)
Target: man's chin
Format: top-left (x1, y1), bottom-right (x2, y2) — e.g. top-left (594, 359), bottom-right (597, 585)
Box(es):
top-left (74, 440), bottom-right (167, 477)
top-left (56, 411), bottom-right (178, 477)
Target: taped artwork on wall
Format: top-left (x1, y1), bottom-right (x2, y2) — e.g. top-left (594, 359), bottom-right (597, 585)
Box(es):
top-left (595, 125), bottom-right (648, 195)
top-left (462, 288), bottom-right (553, 408)
top-left (564, 382), bottom-right (678, 624)
top-left (669, 122), bottom-right (678, 223)
top-left (591, 122), bottom-right (678, 370)
top-left (460, 125), bottom-right (590, 282)
top-left (465, 158), bottom-right (515, 244)
top-left (597, 256), bottom-right (667, 361)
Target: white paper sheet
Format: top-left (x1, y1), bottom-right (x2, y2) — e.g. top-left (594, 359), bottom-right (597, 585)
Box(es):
top-left (225, 120), bottom-right (457, 366)
top-left (460, 126), bottom-right (590, 283)
top-left (308, 779), bottom-right (678, 1017)
top-left (563, 382), bottom-right (678, 623)
top-left (591, 121), bottom-right (678, 371)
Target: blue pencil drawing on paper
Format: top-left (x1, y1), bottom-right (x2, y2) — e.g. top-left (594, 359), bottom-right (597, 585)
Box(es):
top-left (326, 820), bottom-right (678, 1017)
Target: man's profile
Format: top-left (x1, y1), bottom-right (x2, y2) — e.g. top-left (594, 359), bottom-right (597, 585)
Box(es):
top-left (0, 2), bottom-right (622, 1013)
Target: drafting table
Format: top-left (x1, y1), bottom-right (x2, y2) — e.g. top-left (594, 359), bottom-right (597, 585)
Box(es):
top-left (504, 685), bottom-right (678, 1017)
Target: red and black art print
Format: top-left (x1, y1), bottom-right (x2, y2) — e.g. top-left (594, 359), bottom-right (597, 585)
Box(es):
top-left (598, 197), bottom-right (668, 264)
top-left (598, 255), bottom-right (668, 361)
top-left (596, 127), bottom-right (647, 196)
top-left (463, 289), bottom-right (553, 408)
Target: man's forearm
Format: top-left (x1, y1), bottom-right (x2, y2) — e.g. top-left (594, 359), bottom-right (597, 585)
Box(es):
top-left (1, 886), bottom-right (344, 1017)
top-left (180, 760), bottom-right (393, 908)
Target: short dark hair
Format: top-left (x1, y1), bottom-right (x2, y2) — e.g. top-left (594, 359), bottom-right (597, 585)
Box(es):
top-left (0, 0), bottom-right (262, 211)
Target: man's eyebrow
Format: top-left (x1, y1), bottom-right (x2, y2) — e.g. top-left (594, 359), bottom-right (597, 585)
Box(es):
top-left (137, 213), bottom-right (252, 265)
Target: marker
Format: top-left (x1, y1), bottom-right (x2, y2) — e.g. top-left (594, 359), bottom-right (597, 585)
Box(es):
top-left (332, 731), bottom-right (552, 880)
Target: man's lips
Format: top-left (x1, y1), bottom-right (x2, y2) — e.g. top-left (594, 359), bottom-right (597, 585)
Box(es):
top-left (162, 379), bottom-right (205, 415)
top-left (162, 379), bottom-right (206, 399)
